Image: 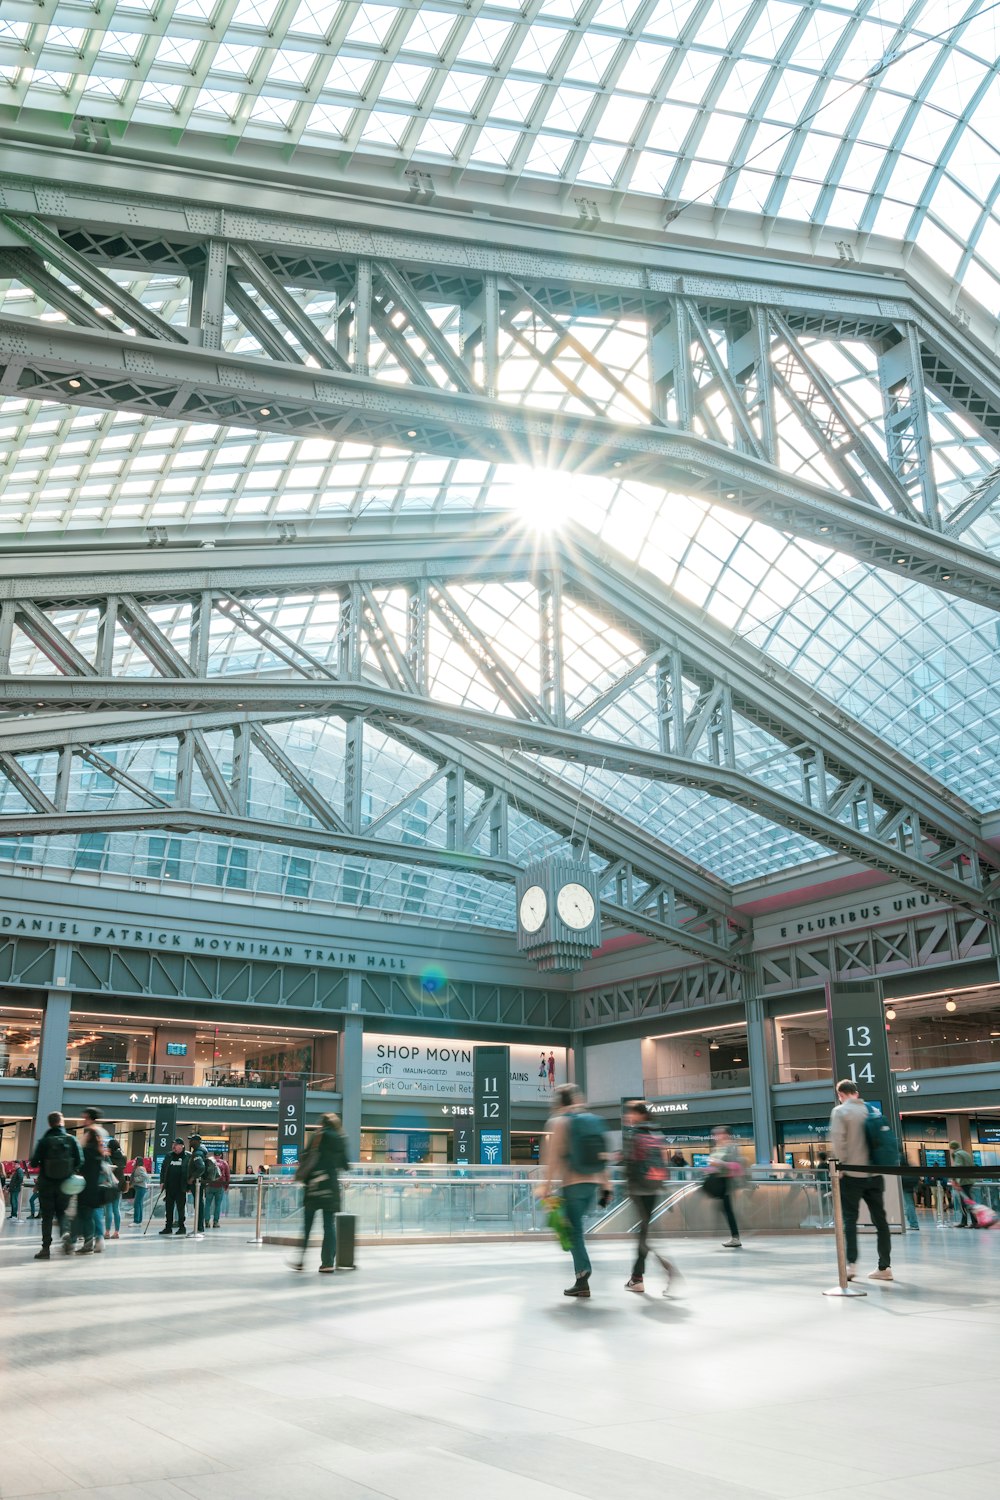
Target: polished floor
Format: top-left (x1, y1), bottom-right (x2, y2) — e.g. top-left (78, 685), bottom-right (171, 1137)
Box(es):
top-left (2, 1214), bottom-right (999, 1500)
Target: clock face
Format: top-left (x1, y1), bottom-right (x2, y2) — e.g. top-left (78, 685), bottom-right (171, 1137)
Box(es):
top-left (518, 884), bottom-right (547, 934)
top-left (556, 882), bottom-right (596, 930)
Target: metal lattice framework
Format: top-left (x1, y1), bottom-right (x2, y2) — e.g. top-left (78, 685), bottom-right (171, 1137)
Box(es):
top-left (1, 166), bottom-right (1000, 601)
top-left (3, 138), bottom-right (1000, 959)
top-left (0, 514), bottom-right (996, 950)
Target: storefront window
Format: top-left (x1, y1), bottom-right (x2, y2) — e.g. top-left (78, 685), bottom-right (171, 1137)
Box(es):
top-left (0, 1006), bottom-right (42, 1078)
top-left (643, 1024), bottom-right (750, 1096)
top-left (775, 985), bottom-right (1000, 1083)
top-left (63, 1015), bottom-right (338, 1089)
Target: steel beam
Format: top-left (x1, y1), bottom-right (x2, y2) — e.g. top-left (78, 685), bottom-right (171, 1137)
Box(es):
top-left (0, 673), bottom-right (986, 911)
top-left (2, 317), bottom-right (998, 610)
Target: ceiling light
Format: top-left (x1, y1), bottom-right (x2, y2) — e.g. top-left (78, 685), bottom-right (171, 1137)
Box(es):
top-left (406, 429), bottom-right (417, 438)
top-left (709, 1039), bottom-right (720, 1050)
top-left (941, 573), bottom-right (951, 580)
top-left (68, 378), bottom-right (82, 390)
top-left (946, 999), bottom-right (957, 1012)
top-left (259, 407), bottom-right (271, 417)
top-left (885, 1008), bottom-right (896, 1020)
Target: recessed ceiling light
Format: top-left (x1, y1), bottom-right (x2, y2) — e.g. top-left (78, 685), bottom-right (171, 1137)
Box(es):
top-left (259, 407), bottom-right (271, 417)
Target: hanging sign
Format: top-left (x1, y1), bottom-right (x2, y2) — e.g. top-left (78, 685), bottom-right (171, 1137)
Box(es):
top-left (278, 1080), bottom-right (307, 1167)
top-left (825, 980), bottom-right (899, 1131)
top-left (473, 1045), bottom-right (510, 1165)
top-left (153, 1104), bottom-right (177, 1174)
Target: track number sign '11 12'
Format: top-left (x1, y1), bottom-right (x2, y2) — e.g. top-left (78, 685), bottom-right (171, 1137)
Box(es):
top-left (472, 1045), bottom-right (510, 1166)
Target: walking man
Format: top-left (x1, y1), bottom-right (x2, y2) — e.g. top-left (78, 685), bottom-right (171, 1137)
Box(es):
top-left (205, 1154), bottom-right (229, 1228)
top-left (29, 1113), bottom-right (83, 1260)
top-left (829, 1079), bottom-right (892, 1282)
top-left (540, 1083), bottom-right (610, 1299)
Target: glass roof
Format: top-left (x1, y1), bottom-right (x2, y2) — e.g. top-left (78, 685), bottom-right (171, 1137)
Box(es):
top-left (3, 1), bottom-right (1000, 311)
top-left (2, 0), bottom-right (1000, 930)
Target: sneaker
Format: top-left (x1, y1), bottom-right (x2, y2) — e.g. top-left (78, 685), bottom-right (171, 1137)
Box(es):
top-left (722, 1238), bottom-right (742, 1248)
top-left (869, 1267), bottom-right (893, 1282)
top-left (158, 1228), bottom-right (173, 1236)
top-left (111, 1231), bottom-right (120, 1240)
top-left (61, 1235), bottom-right (72, 1256)
top-left (93, 1239), bottom-right (104, 1253)
top-left (625, 1276), bottom-right (644, 1293)
top-left (564, 1274), bottom-right (591, 1299)
top-left (34, 1248), bottom-right (50, 1260)
top-left (846, 1263), bottom-right (857, 1281)
top-left (290, 1261), bottom-right (305, 1273)
top-left (174, 1228), bottom-right (187, 1236)
top-left (75, 1242), bottom-right (94, 1255)
top-left (318, 1266), bottom-right (335, 1274)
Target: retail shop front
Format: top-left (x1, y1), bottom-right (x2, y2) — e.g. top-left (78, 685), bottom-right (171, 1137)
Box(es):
top-left (639, 1089), bottom-right (755, 1168)
top-left (359, 1031), bottom-right (567, 1164)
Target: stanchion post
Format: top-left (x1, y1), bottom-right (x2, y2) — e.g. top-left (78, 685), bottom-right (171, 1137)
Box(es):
top-left (823, 1162), bottom-right (867, 1299)
top-left (192, 1179), bottom-right (204, 1241)
top-left (935, 1181), bottom-right (945, 1228)
top-left (248, 1173), bottom-right (264, 1245)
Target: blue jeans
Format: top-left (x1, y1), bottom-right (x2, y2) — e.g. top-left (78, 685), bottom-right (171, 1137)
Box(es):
top-left (104, 1195), bottom-right (121, 1234)
top-left (903, 1190), bottom-right (920, 1231)
top-left (29, 1189), bottom-right (39, 1216)
top-left (133, 1186), bottom-right (147, 1224)
top-left (73, 1204), bottom-right (99, 1246)
top-left (562, 1183), bottom-right (597, 1277)
top-left (302, 1203), bottom-right (336, 1269)
top-left (205, 1186), bottom-right (225, 1226)
top-left (9, 1187), bottom-right (20, 1218)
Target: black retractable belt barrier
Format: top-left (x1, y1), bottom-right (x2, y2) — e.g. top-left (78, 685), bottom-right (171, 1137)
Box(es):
top-left (824, 1162), bottom-right (1000, 1301)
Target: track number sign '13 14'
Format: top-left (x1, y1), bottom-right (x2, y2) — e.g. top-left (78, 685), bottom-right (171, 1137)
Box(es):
top-left (825, 981), bottom-right (897, 1126)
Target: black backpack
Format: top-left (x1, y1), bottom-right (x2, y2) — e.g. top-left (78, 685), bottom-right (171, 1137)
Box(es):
top-left (203, 1153), bottom-right (222, 1184)
top-left (567, 1112), bottom-right (607, 1174)
top-left (43, 1133), bottom-right (79, 1183)
top-left (865, 1106), bottom-right (901, 1169)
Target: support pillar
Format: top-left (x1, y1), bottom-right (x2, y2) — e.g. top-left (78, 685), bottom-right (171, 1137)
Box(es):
top-left (33, 946), bottom-right (73, 1140)
top-left (744, 968), bottom-right (776, 1165)
top-left (569, 1033), bottom-right (586, 1096)
top-left (341, 988), bottom-right (363, 1160)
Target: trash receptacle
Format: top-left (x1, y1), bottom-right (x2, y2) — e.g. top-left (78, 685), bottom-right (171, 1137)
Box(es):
top-left (335, 1211), bottom-right (356, 1269)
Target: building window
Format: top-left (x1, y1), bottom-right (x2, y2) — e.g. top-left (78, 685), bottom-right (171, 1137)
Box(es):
top-left (401, 797), bottom-right (428, 846)
top-left (152, 749), bottom-right (176, 794)
top-left (80, 752), bottom-right (118, 795)
top-left (216, 844), bottom-right (249, 889)
top-left (147, 836), bottom-right (182, 880)
top-left (0, 836), bottom-right (34, 862)
top-left (284, 854), bottom-right (312, 898)
top-left (74, 832), bottom-right (109, 871)
top-left (401, 869), bottom-right (428, 915)
top-left (343, 862), bottom-right (370, 907)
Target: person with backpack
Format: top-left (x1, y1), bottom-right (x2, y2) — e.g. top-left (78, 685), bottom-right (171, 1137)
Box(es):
top-left (540, 1083), bottom-right (611, 1299)
top-left (102, 1131), bottom-right (126, 1240)
top-left (949, 1141), bottom-right (978, 1227)
top-left (70, 1128), bottom-right (109, 1255)
top-left (204, 1153), bottom-right (229, 1228)
top-left (186, 1134), bottom-right (210, 1233)
top-left (829, 1079), bottom-right (893, 1282)
top-left (622, 1100), bottom-right (676, 1295)
top-left (30, 1114), bottom-right (83, 1259)
top-left (293, 1112), bottom-right (349, 1273)
top-left (8, 1160), bottom-right (24, 1219)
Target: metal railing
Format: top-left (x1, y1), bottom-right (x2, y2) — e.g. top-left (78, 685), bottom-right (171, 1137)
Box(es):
top-left (62, 1067), bottom-right (339, 1090)
top-left (642, 1068), bottom-right (751, 1096)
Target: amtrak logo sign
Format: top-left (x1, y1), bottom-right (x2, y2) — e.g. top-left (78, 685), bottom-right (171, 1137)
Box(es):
top-left (128, 1089), bottom-right (275, 1112)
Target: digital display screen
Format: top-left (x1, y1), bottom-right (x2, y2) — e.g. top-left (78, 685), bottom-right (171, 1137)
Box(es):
top-left (166, 1042), bottom-right (188, 1056)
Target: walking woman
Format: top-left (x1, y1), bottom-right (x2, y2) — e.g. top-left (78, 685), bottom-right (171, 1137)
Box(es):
top-left (131, 1156), bottom-right (150, 1226)
top-left (703, 1125), bottom-right (744, 1248)
top-left (294, 1112), bottom-right (348, 1274)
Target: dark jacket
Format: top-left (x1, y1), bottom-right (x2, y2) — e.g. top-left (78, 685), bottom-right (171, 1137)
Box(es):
top-left (187, 1146), bottom-right (208, 1186)
top-left (79, 1136), bottom-right (106, 1209)
top-left (160, 1150), bottom-right (190, 1193)
top-left (30, 1126), bottom-right (83, 1191)
top-left (303, 1125), bottom-right (348, 1211)
top-left (623, 1127), bottom-right (667, 1195)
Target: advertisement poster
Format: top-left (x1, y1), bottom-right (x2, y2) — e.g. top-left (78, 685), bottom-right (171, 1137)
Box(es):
top-left (362, 1033), bottom-right (566, 1102)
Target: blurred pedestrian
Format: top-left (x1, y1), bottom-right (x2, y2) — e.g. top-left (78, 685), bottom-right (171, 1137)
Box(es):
top-left (539, 1083), bottom-right (610, 1299)
top-left (30, 1114), bottom-right (82, 1260)
top-left (293, 1113), bottom-right (348, 1273)
top-left (703, 1126), bottom-right (744, 1248)
top-left (621, 1100), bottom-right (677, 1295)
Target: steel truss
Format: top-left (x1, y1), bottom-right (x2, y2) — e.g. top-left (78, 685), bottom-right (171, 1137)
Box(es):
top-left (0, 517), bottom-right (994, 933)
top-left (2, 168), bottom-right (1000, 604)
